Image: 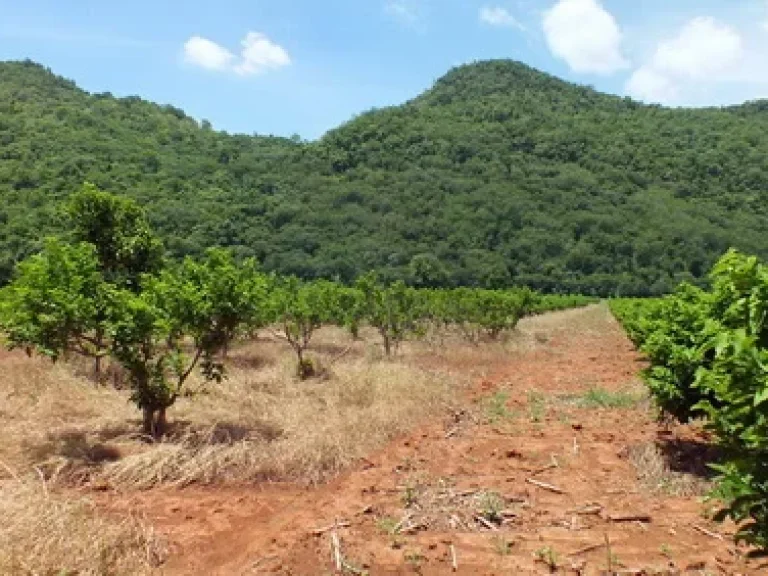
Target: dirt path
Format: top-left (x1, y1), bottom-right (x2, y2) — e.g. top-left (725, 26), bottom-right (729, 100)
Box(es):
top-left (104, 305), bottom-right (763, 575)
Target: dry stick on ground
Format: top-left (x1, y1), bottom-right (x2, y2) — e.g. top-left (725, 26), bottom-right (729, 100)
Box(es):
top-left (568, 542), bottom-right (606, 557)
top-left (692, 524), bottom-right (725, 541)
top-left (605, 532), bottom-right (613, 574)
top-left (569, 503), bottom-right (603, 516)
top-left (607, 514), bottom-right (651, 523)
top-left (475, 515), bottom-right (499, 531)
top-left (450, 544), bottom-right (458, 572)
top-left (530, 462), bottom-right (558, 476)
top-left (331, 530), bottom-right (342, 571)
top-left (526, 477), bottom-right (566, 494)
top-left (393, 512), bottom-right (414, 534)
top-left (313, 521), bottom-right (351, 536)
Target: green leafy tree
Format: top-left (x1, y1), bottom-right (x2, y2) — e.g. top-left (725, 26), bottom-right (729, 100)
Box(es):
top-left (0, 239), bottom-right (113, 373)
top-left (356, 273), bottom-right (423, 356)
top-left (65, 183), bottom-right (164, 289)
top-left (175, 248), bottom-right (269, 357)
top-left (108, 269), bottom-right (226, 438)
top-left (269, 277), bottom-right (341, 378)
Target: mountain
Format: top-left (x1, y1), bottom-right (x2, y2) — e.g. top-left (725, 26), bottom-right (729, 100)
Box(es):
top-left (2, 58), bottom-right (768, 295)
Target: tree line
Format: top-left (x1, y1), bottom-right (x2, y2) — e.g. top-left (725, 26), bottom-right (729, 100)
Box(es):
top-left (0, 186), bottom-right (595, 438)
top-left (3, 59), bottom-right (768, 295)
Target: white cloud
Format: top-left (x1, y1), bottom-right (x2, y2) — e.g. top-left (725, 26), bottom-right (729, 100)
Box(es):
top-left (480, 6), bottom-right (525, 30)
top-left (184, 36), bottom-right (235, 72)
top-left (625, 67), bottom-right (677, 103)
top-left (234, 32), bottom-right (292, 76)
top-left (653, 17), bottom-right (742, 80)
top-left (183, 32), bottom-right (290, 76)
top-left (625, 17), bottom-right (750, 103)
top-left (542, 0), bottom-right (629, 75)
top-left (384, 0), bottom-right (424, 28)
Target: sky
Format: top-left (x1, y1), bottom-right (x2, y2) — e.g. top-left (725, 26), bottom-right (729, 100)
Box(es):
top-left (2, 0), bottom-right (768, 139)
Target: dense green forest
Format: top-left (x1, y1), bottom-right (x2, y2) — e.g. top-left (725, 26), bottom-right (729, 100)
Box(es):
top-left (2, 58), bottom-right (768, 295)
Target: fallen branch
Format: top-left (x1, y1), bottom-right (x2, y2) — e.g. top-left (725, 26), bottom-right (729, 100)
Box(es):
top-left (331, 531), bottom-right (342, 571)
top-left (692, 524), bottom-right (724, 541)
top-left (531, 463), bottom-right (558, 476)
top-left (605, 533), bottom-right (612, 574)
top-left (569, 504), bottom-right (603, 516)
top-left (450, 544), bottom-right (458, 572)
top-left (526, 477), bottom-right (566, 494)
top-left (401, 521), bottom-right (427, 534)
top-left (393, 512), bottom-right (414, 534)
top-left (475, 516), bottom-right (499, 531)
top-left (568, 542), bottom-right (606, 557)
top-left (607, 514), bottom-right (651, 523)
top-left (313, 521), bottom-right (351, 536)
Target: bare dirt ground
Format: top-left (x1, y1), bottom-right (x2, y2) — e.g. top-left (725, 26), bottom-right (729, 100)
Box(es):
top-left (98, 305), bottom-right (765, 575)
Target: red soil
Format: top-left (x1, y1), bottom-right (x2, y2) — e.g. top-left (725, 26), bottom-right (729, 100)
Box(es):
top-left (100, 306), bottom-right (765, 575)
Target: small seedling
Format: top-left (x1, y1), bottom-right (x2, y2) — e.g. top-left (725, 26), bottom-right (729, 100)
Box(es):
top-left (659, 543), bottom-right (673, 558)
top-left (402, 481), bottom-right (420, 508)
top-left (580, 387), bottom-right (642, 409)
top-left (491, 536), bottom-right (514, 556)
top-left (376, 516), bottom-right (400, 535)
top-left (535, 546), bottom-right (559, 572)
top-left (484, 390), bottom-right (514, 423)
top-left (478, 491), bottom-right (505, 524)
top-left (404, 549), bottom-right (425, 571)
top-left (528, 391), bottom-right (547, 422)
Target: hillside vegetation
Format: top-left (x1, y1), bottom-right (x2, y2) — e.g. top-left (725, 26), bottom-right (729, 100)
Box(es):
top-left (2, 59), bottom-right (768, 294)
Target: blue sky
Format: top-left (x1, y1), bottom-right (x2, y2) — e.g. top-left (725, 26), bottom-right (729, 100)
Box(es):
top-left (2, 0), bottom-right (768, 139)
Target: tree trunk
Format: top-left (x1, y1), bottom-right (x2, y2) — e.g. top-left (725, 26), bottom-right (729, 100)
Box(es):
top-left (142, 406), bottom-right (154, 437)
top-left (94, 330), bottom-right (104, 383)
top-left (142, 406), bottom-right (169, 439)
top-left (383, 335), bottom-right (391, 357)
top-left (155, 408), bottom-right (168, 438)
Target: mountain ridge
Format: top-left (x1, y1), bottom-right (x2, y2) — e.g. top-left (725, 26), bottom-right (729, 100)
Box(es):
top-left (1, 58), bottom-right (767, 295)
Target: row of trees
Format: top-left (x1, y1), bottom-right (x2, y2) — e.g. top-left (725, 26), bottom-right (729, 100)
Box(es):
top-left (611, 251), bottom-right (768, 550)
top-left (0, 187), bottom-right (595, 438)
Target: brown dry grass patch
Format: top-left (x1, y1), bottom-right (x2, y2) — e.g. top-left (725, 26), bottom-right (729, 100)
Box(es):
top-left (0, 478), bottom-right (164, 575)
top-left (625, 441), bottom-right (712, 497)
top-left (1, 327), bottom-right (469, 489)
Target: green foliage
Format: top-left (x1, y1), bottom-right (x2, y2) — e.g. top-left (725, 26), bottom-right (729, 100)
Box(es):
top-left (108, 271), bottom-right (225, 437)
top-left (693, 252), bottom-right (768, 550)
top-left (3, 60), bottom-right (768, 294)
top-left (355, 273), bottom-right (424, 356)
top-left (437, 287), bottom-right (535, 341)
top-left (611, 251), bottom-right (768, 550)
top-left (0, 238), bottom-right (112, 363)
top-left (174, 248), bottom-right (268, 355)
top-left (612, 287), bottom-right (716, 422)
top-left (269, 277), bottom-right (342, 376)
top-left (65, 183), bottom-right (163, 289)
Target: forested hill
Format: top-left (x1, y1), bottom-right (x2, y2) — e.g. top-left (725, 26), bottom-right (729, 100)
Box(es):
top-left (2, 59), bottom-right (768, 295)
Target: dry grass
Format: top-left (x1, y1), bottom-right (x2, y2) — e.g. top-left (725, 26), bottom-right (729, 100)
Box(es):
top-left (625, 441), bottom-right (711, 497)
top-left (0, 478), bottom-right (164, 576)
top-left (0, 326), bottom-right (468, 489)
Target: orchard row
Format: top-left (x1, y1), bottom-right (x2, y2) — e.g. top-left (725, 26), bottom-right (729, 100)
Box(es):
top-left (611, 250), bottom-right (768, 551)
top-left (0, 186), bottom-right (594, 438)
